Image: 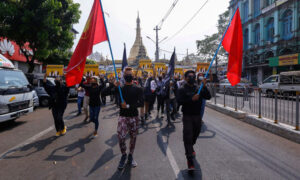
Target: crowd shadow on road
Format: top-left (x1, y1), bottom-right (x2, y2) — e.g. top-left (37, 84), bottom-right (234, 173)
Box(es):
top-left (156, 121), bottom-right (176, 156)
top-left (45, 134), bottom-right (93, 162)
top-left (198, 122), bottom-right (216, 139)
top-left (1, 136), bottom-right (58, 160)
top-left (0, 120), bottom-right (26, 133)
top-left (85, 148), bottom-right (117, 177)
top-left (178, 158), bottom-right (202, 180)
top-left (108, 164), bottom-right (132, 180)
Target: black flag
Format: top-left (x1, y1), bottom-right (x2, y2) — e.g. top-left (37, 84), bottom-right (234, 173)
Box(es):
top-left (163, 48), bottom-right (176, 84)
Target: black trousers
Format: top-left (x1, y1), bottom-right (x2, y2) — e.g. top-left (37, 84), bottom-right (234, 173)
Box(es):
top-left (52, 106), bottom-right (66, 132)
top-left (166, 98), bottom-right (176, 122)
top-left (157, 95), bottom-right (165, 113)
top-left (101, 95), bottom-right (106, 105)
top-left (182, 115), bottom-right (202, 159)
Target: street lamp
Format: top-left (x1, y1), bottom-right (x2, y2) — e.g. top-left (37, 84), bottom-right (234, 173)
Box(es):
top-left (146, 35), bottom-right (168, 62)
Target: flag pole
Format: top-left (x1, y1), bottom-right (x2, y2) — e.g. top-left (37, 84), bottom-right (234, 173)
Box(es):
top-left (99, 0), bottom-right (124, 103)
top-left (197, 6), bottom-right (239, 94)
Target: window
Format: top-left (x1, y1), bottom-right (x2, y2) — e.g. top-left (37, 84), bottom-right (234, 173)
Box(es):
top-left (254, 0), bottom-right (260, 18)
top-left (282, 10), bottom-right (293, 40)
top-left (244, 29), bottom-right (249, 50)
top-left (264, 76), bottom-right (277, 83)
top-left (280, 75), bottom-right (292, 84)
top-left (254, 24), bottom-right (260, 45)
top-left (266, 18), bottom-right (274, 42)
top-left (243, 0), bottom-right (249, 22)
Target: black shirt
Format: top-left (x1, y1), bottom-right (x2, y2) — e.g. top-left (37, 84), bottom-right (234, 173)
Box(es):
top-left (85, 85), bottom-right (103, 107)
top-left (177, 83), bottom-right (211, 115)
top-left (119, 84), bottom-right (144, 117)
top-left (44, 83), bottom-right (69, 109)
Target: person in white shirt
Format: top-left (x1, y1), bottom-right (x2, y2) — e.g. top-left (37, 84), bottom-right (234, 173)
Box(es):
top-left (76, 82), bottom-right (86, 116)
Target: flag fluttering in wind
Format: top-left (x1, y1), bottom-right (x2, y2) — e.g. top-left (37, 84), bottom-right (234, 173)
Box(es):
top-left (222, 8), bottom-right (243, 86)
top-left (65, 0), bottom-right (108, 87)
top-left (163, 49), bottom-right (176, 84)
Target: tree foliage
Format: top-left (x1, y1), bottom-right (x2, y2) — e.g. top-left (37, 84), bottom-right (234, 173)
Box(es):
top-left (196, 10), bottom-right (229, 63)
top-left (0, 0), bottom-right (80, 72)
top-left (86, 59), bottom-right (97, 65)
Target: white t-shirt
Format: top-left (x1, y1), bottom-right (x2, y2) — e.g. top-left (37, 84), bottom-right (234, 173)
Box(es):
top-left (76, 84), bottom-right (85, 97)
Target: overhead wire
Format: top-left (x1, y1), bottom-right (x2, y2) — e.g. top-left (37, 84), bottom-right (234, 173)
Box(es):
top-left (163, 0), bottom-right (209, 43)
top-left (156, 0), bottom-right (180, 28)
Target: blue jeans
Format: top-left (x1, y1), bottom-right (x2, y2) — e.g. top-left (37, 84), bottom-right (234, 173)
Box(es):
top-left (90, 106), bottom-right (101, 131)
top-left (77, 96), bottom-right (84, 113)
top-left (200, 99), bottom-right (206, 120)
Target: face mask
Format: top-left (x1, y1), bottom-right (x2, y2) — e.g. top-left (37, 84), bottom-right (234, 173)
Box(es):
top-left (187, 76), bottom-right (196, 85)
top-left (55, 80), bottom-right (60, 86)
top-left (159, 77), bottom-right (162, 81)
top-left (91, 82), bottom-right (97, 86)
top-left (124, 75), bottom-right (133, 83)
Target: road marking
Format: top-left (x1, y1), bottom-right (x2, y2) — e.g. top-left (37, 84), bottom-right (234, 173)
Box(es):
top-left (154, 122), bottom-right (184, 180)
top-left (0, 126), bottom-right (54, 160)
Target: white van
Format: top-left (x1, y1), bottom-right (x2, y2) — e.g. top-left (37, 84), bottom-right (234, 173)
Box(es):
top-left (259, 71), bottom-right (300, 96)
top-left (0, 54), bottom-right (34, 123)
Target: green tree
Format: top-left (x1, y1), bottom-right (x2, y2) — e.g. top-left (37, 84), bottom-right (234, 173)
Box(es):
top-left (0, 0), bottom-right (80, 72)
top-left (86, 59), bottom-right (97, 64)
top-left (196, 10), bottom-right (229, 62)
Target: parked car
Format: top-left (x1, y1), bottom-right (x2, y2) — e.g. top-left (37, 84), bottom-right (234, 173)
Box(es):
top-left (259, 71), bottom-right (300, 96)
top-left (218, 78), bottom-right (253, 94)
top-left (32, 90), bottom-right (39, 108)
top-left (69, 86), bottom-right (78, 98)
top-left (26, 74), bottom-right (55, 107)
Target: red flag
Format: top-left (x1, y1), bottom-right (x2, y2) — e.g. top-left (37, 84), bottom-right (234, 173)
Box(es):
top-left (222, 8), bottom-right (243, 86)
top-left (65, 0), bottom-right (108, 86)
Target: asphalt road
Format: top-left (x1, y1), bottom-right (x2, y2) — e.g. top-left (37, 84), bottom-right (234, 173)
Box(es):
top-left (0, 101), bottom-right (300, 180)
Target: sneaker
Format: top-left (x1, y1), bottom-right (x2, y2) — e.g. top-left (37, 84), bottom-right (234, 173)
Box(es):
top-left (118, 154), bottom-right (127, 170)
top-left (127, 154), bottom-right (137, 167)
top-left (55, 131), bottom-right (61, 137)
top-left (61, 126), bottom-right (67, 135)
top-left (161, 113), bottom-right (164, 118)
top-left (92, 132), bottom-right (98, 139)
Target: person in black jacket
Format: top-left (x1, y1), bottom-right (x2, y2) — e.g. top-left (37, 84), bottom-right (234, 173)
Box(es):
top-left (83, 77), bottom-right (104, 138)
top-left (177, 70), bottom-right (211, 172)
top-left (43, 74), bottom-right (69, 137)
top-left (116, 67), bottom-right (144, 170)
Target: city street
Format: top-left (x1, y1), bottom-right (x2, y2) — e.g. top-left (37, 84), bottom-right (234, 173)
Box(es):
top-left (0, 101), bottom-right (300, 180)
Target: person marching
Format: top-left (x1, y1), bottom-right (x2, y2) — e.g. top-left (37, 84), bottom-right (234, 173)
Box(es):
top-left (82, 76), bottom-right (91, 122)
top-left (83, 77), bottom-right (103, 138)
top-left (156, 75), bottom-right (165, 119)
top-left (165, 80), bottom-right (177, 125)
top-left (43, 74), bottom-right (69, 136)
top-left (117, 67), bottom-right (144, 170)
top-left (76, 78), bottom-right (86, 116)
top-left (177, 70), bottom-right (211, 171)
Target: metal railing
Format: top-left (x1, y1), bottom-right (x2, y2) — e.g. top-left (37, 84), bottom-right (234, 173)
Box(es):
top-left (207, 83), bottom-right (299, 130)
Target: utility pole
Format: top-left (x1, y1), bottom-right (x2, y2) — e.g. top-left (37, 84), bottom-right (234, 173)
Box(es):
top-left (154, 25), bottom-right (161, 62)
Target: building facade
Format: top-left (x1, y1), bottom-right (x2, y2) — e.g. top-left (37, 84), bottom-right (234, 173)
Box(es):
top-left (229, 0), bottom-right (300, 85)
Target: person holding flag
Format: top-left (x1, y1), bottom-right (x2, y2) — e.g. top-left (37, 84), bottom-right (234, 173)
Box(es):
top-left (179, 6), bottom-right (243, 174)
top-left (116, 67), bottom-right (144, 170)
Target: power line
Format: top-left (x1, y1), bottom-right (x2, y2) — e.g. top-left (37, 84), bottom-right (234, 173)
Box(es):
top-left (163, 0), bottom-right (209, 43)
top-left (156, 0), bottom-right (180, 29)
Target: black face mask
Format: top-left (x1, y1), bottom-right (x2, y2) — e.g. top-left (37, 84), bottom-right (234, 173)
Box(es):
top-left (124, 75), bottom-right (133, 83)
top-left (159, 77), bottom-right (162, 81)
top-left (55, 80), bottom-right (60, 86)
top-left (187, 76), bottom-right (196, 85)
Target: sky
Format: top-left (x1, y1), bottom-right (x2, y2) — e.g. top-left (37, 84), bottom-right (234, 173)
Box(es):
top-left (72, 0), bottom-right (230, 61)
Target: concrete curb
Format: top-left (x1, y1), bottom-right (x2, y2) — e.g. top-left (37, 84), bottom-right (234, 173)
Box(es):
top-left (206, 101), bottom-right (300, 144)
